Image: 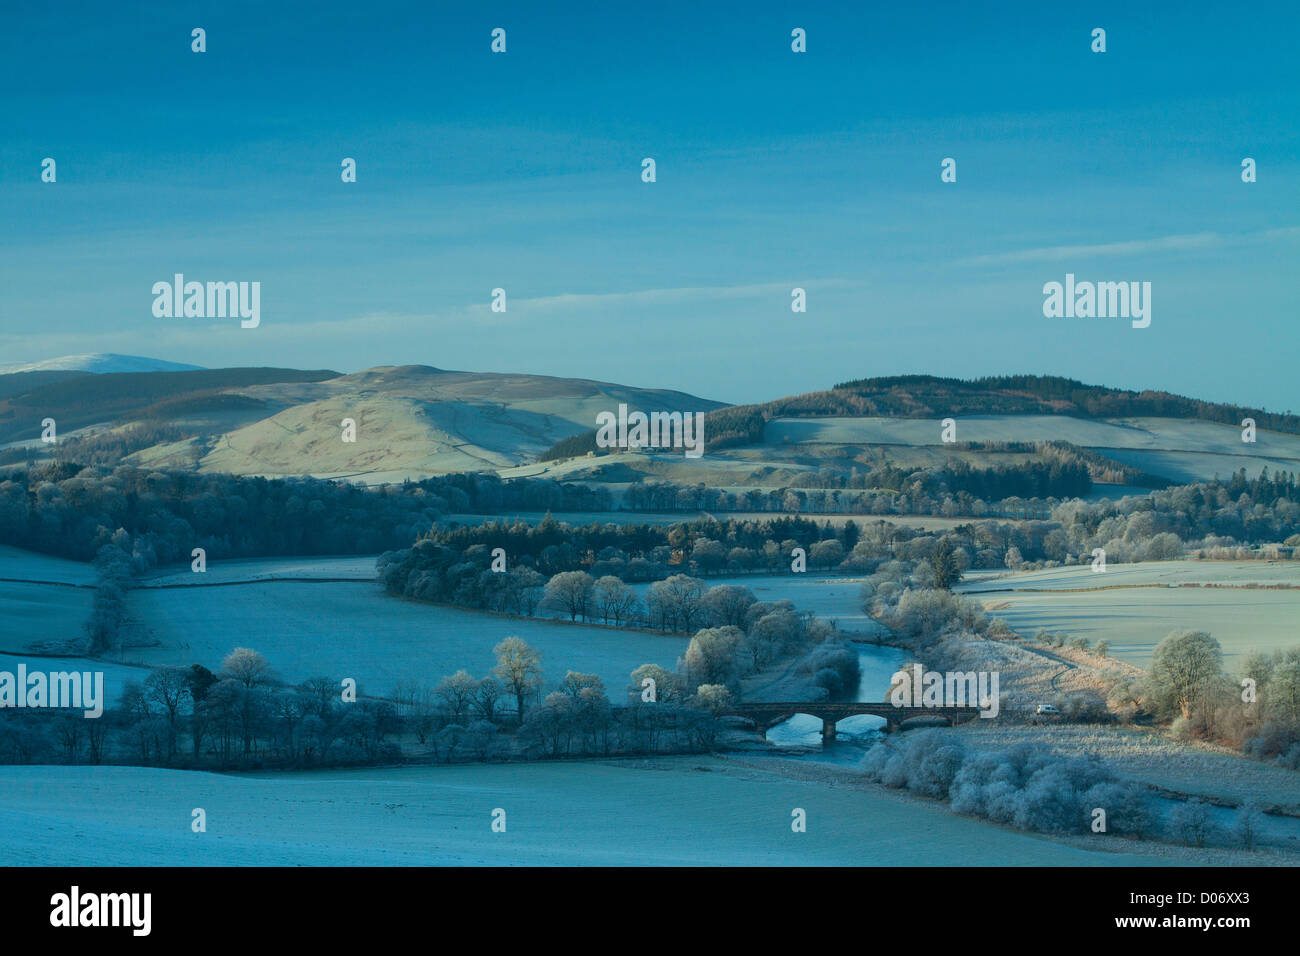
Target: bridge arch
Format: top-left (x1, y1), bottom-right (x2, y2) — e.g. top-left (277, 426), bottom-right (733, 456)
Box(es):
top-left (726, 701), bottom-right (983, 742)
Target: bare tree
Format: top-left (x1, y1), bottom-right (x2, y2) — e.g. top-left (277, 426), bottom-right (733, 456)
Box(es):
top-left (145, 666), bottom-right (190, 762)
top-left (472, 676), bottom-right (503, 721)
top-left (1149, 630), bottom-right (1223, 720)
top-left (492, 637), bottom-right (543, 721)
top-left (221, 647), bottom-right (271, 688)
top-left (436, 670), bottom-right (477, 722)
top-left (593, 575), bottom-right (640, 625)
top-left (543, 571), bottom-right (595, 621)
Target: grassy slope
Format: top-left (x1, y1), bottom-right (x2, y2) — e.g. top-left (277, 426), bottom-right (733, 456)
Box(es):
top-left (121, 578), bottom-right (687, 696)
top-left (959, 560), bottom-right (1300, 668)
top-left (0, 759), bottom-right (1180, 866)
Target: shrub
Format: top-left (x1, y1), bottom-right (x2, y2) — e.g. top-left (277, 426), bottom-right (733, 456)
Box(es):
top-left (862, 735), bottom-right (1130, 837)
top-left (1169, 798), bottom-right (1215, 847)
top-left (1234, 801), bottom-right (1263, 850)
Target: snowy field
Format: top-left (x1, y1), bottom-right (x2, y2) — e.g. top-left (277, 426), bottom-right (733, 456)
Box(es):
top-left (122, 580), bottom-right (687, 698)
top-left (0, 760), bottom-right (1173, 867)
top-left (0, 546), bottom-right (146, 696)
top-left (0, 580), bottom-right (92, 652)
top-left (765, 415), bottom-right (1300, 457)
top-left (973, 589), bottom-right (1299, 668)
top-left (765, 416), bottom-right (1300, 482)
top-left (0, 545), bottom-right (99, 585)
top-left (960, 560), bottom-right (1300, 592)
top-left (139, 555), bottom-right (379, 587)
top-left (955, 561), bottom-right (1300, 668)
top-left (1098, 448), bottom-right (1299, 483)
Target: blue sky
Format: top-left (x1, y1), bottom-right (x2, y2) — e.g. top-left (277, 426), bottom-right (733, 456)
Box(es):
top-left (1, 0), bottom-right (1296, 410)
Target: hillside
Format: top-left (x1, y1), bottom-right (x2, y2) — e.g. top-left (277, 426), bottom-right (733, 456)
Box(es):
top-left (0, 362), bottom-right (725, 482)
top-left (539, 375), bottom-right (1300, 488)
top-left (7, 365), bottom-right (1296, 488)
top-left (0, 366), bottom-right (342, 447)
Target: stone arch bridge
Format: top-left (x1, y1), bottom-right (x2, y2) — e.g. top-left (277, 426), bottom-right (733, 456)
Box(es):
top-left (725, 701), bottom-right (984, 741)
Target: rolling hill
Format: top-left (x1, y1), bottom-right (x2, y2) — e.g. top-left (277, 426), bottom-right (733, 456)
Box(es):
top-left (5, 363), bottom-right (1297, 488)
top-left (538, 375), bottom-right (1300, 488)
top-left (0, 362), bottom-right (726, 482)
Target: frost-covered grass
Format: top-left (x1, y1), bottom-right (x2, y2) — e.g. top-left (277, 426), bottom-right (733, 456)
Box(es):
top-left (764, 416), bottom-right (1300, 483)
top-left (959, 562), bottom-right (1300, 669)
top-left (0, 545), bottom-right (97, 585)
top-left (1101, 448), bottom-right (1300, 483)
top-left (139, 555), bottom-right (379, 587)
top-left (122, 580), bottom-right (687, 697)
top-left (0, 581), bottom-right (93, 653)
top-left (765, 415), bottom-right (1300, 457)
top-left (969, 587), bottom-right (1300, 668)
top-left (960, 560), bottom-right (1300, 592)
top-left (0, 759), bottom-right (1179, 866)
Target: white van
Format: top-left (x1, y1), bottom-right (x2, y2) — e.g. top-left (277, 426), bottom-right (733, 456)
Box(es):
top-left (1035, 704), bottom-right (1060, 715)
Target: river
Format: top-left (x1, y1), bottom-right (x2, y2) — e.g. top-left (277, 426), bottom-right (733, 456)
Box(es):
top-left (763, 643), bottom-right (908, 756)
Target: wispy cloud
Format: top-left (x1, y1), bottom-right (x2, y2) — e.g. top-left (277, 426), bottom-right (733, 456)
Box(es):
top-left (955, 227), bottom-right (1299, 267)
top-left (477, 279), bottom-right (864, 315)
top-left (956, 233), bottom-right (1221, 266)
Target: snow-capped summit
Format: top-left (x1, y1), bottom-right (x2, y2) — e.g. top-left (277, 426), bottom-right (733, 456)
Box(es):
top-left (0, 354), bottom-right (205, 375)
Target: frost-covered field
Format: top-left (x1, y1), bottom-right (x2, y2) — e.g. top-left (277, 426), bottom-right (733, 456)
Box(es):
top-left (765, 415), bottom-right (1300, 457)
top-left (960, 560), bottom-right (1300, 592)
top-left (973, 589), bottom-right (1300, 668)
top-left (0, 546), bottom-right (143, 695)
top-left (0, 545), bottom-right (98, 585)
top-left (0, 760), bottom-right (1173, 866)
top-left (139, 555), bottom-right (379, 587)
top-left (123, 581), bottom-right (686, 697)
top-left (765, 416), bottom-right (1300, 482)
top-left (0, 580), bottom-right (93, 652)
top-left (955, 561), bottom-right (1300, 667)
top-left (1099, 448), bottom-right (1300, 483)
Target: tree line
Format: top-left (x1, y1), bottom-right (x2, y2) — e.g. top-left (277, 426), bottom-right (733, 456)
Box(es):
top-left (0, 463), bottom-right (607, 567)
top-left (0, 642), bottom-right (730, 770)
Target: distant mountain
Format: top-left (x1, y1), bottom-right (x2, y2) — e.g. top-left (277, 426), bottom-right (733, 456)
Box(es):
top-left (0, 354), bottom-right (204, 376)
